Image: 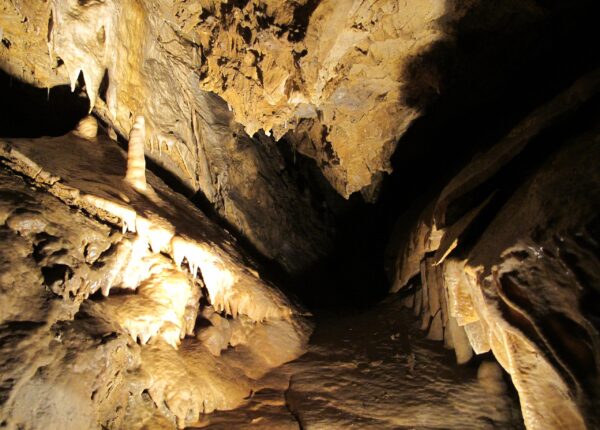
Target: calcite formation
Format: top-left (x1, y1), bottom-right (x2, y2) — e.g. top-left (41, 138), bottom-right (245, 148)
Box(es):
top-left (1, 0), bottom-right (599, 429)
top-left (387, 70), bottom-right (600, 429)
top-left (1, 0), bottom-right (444, 198)
top-left (1, 0), bottom-right (332, 275)
top-left (0, 118), bottom-right (311, 429)
top-left (283, 298), bottom-right (522, 429)
top-left (2, 0), bottom-right (592, 266)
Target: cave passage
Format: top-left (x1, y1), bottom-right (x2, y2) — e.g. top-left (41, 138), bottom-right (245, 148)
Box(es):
top-left (1, 0), bottom-right (599, 428)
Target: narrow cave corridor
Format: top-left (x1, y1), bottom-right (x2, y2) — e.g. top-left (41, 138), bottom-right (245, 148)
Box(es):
top-left (0, 1), bottom-right (599, 429)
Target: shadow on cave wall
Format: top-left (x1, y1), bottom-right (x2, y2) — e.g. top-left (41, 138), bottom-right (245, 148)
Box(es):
top-left (0, 69), bottom-right (89, 137)
top-left (289, 0), bottom-right (600, 310)
top-left (0, 68), bottom-right (203, 203)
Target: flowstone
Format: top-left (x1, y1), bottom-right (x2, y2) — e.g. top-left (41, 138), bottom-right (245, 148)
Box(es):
top-left (0, 118), bottom-right (311, 429)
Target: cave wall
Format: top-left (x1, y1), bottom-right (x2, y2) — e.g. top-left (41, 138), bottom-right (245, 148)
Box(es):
top-left (387, 71), bottom-right (600, 429)
top-left (2, 1), bottom-right (600, 428)
top-left (2, 0), bottom-right (597, 272)
top-left (1, 0), bottom-right (333, 275)
top-left (0, 118), bottom-right (312, 428)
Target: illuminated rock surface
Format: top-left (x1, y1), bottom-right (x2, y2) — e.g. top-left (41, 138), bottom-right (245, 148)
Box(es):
top-left (0, 128), bottom-right (310, 428)
top-left (199, 297), bottom-right (524, 429)
top-left (387, 70), bottom-right (600, 429)
top-left (1, 0), bottom-right (599, 428)
top-left (1, 0), bottom-right (334, 275)
top-left (0, 147), bottom-right (523, 429)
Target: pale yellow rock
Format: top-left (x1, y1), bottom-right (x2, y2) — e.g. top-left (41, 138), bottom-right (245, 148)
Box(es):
top-left (126, 115), bottom-right (148, 191)
top-left (0, 127), bottom-right (313, 429)
top-left (73, 115), bottom-right (99, 140)
top-left (446, 315), bottom-right (473, 364)
top-left (426, 311), bottom-right (444, 342)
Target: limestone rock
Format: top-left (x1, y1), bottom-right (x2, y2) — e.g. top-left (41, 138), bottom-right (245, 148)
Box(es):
top-left (387, 70), bottom-right (600, 429)
top-left (1, 0), bottom-right (333, 275)
top-left (0, 123), bottom-right (312, 428)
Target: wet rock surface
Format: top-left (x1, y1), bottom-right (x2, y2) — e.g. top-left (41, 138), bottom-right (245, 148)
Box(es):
top-left (0, 157), bottom-right (525, 429)
top-left (198, 296), bottom-right (523, 429)
top-left (0, 168), bottom-right (136, 429)
top-left (1, 0), bottom-right (334, 275)
top-left (0, 126), bottom-right (311, 429)
top-left (1, 1), bottom-right (599, 428)
top-left (285, 299), bottom-right (523, 429)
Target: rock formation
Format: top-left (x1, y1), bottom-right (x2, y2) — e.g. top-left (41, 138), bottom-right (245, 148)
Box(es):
top-left (387, 70), bottom-right (600, 429)
top-left (2, 0), bottom-right (333, 275)
top-left (1, 0), bottom-right (599, 428)
top-left (0, 120), bottom-right (310, 428)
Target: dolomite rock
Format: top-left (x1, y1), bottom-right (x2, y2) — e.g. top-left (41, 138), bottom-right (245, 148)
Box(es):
top-left (387, 70), bottom-right (600, 429)
top-left (0, 128), bottom-right (302, 322)
top-left (0, 316), bottom-right (139, 430)
top-left (1, 0), bottom-right (440, 198)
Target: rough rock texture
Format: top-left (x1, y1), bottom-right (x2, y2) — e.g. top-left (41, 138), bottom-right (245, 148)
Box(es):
top-left (284, 299), bottom-right (523, 429)
top-left (387, 70), bottom-right (600, 429)
top-left (0, 121), bottom-right (311, 429)
top-left (1, 0), bottom-right (332, 275)
top-left (0, 0), bottom-right (442, 198)
top-left (0, 168), bottom-right (138, 429)
top-left (183, 295), bottom-right (523, 429)
top-left (4, 0), bottom-right (592, 255)
top-left (2, 1), bottom-right (599, 428)
top-left (0, 2), bottom-right (65, 87)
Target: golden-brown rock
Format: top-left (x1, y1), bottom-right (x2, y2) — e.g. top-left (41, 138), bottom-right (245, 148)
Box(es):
top-left (387, 70), bottom-right (600, 429)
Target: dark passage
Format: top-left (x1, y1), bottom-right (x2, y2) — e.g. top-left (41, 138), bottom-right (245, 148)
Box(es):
top-left (0, 0), bottom-right (598, 316)
top-left (283, 0), bottom-right (600, 311)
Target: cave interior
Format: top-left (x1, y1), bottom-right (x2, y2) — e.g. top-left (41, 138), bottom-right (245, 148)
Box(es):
top-left (0, 0), bottom-right (599, 429)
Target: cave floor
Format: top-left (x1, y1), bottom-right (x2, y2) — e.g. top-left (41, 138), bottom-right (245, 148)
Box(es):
top-left (0, 134), bottom-right (524, 430)
top-left (196, 295), bottom-right (524, 430)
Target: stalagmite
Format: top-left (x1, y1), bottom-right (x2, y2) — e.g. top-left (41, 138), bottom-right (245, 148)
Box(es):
top-left (73, 115), bottom-right (98, 140)
top-left (427, 311), bottom-right (444, 342)
top-left (0, 120), bottom-right (311, 428)
top-left (387, 71), bottom-right (600, 429)
top-left (1, 0), bottom-right (598, 428)
top-left (446, 316), bottom-right (473, 364)
top-left (125, 115), bottom-right (147, 191)
top-left (478, 361), bottom-right (507, 395)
